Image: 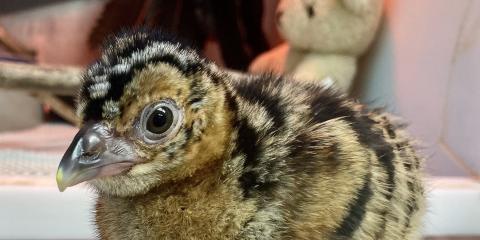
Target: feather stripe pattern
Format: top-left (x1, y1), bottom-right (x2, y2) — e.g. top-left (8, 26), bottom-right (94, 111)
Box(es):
top-left (73, 29), bottom-right (425, 240)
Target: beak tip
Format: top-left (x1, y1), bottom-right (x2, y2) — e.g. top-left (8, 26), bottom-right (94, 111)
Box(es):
top-left (56, 168), bottom-right (66, 192)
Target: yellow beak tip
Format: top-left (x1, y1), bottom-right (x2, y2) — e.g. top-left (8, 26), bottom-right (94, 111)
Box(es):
top-left (56, 168), bottom-right (66, 192)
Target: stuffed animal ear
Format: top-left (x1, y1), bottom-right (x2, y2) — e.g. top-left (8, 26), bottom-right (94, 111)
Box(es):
top-left (341, 0), bottom-right (380, 15)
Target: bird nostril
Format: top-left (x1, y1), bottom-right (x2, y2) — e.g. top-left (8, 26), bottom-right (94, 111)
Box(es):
top-left (82, 134), bottom-right (103, 156)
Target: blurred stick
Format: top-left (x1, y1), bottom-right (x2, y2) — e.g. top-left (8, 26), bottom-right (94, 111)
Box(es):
top-left (0, 62), bottom-right (83, 125)
top-left (0, 62), bottom-right (82, 96)
top-left (0, 25), bottom-right (36, 59)
top-left (32, 92), bottom-right (81, 126)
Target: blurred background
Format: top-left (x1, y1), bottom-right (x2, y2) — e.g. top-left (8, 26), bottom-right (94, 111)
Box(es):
top-left (0, 0), bottom-right (478, 239)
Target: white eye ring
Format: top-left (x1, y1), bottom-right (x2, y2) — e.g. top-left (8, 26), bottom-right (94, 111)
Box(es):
top-left (135, 99), bottom-right (183, 144)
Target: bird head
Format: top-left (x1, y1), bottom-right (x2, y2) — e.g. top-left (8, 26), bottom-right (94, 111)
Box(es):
top-left (57, 30), bottom-right (233, 197)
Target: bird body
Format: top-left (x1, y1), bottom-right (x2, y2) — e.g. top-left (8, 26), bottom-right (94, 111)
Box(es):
top-left (57, 30), bottom-right (425, 240)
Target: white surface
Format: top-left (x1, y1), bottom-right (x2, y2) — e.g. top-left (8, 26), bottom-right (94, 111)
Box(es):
top-left (0, 185), bottom-right (96, 239)
top-left (423, 178), bottom-right (480, 236)
top-left (0, 178), bottom-right (478, 239)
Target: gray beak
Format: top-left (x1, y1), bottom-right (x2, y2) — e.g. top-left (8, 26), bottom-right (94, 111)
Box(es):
top-left (56, 122), bottom-right (139, 192)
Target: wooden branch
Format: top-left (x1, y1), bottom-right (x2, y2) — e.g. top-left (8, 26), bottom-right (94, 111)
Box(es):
top-left (0, 25), bottom-right (36, 58)
top-left (33, 92), bottom-right (81, 126)
top-left (0, 62), bottom-right (83, 96)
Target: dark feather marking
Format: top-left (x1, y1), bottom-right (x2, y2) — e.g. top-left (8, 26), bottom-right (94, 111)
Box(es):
top-left (287, 132), bottom-right (311, 159)
top-left (103, 29), bottom-right (195, 65)
top-left (341, 115), bottom-right (395, 240)
top-left (281, 87), bottom-right (356, 177)
top-left (223, 85), bottom-right (262, 198)
top-left (107, 71), bottom-right (135, 100)
top-left (238, 171), bottom-right (259, 197)
top-left (83, 98), bottom-right (105, 121)
top-left (308, 87), bottom-right (395, 195)
top-left (145, 53), bottom-right (203, 76)
top-left (384, 121), bottom-right (397, 139)
top-left (82, 29), bottom-right (206, 121)
top-left (308, 88), bottom-right (396, 237)
top-left (223, 84), bottom-right (239, 114)
top-left (310, 88), bottom-right (354, 124)
top-left (225, 80), bottom-right (279, 198)
top-left (374, 211), bottom-right (388, 239)
top-left (347, 116), bottom-right (395, 238)
top-left (203, 66), bottom-right (222, 86)
top-left (188, 97), bottom-right (203, 106)
top-left (178, 124), bottom-right (194, 149)
top-left (288, 131), bottom-right (340, 176)
top-left (335, 173), bottom-right (373, 238)
top-left (82, 53), bottom-right (203, 121)
top-left (187, 77), bottom-right (207, 107)
top-left (184, 124), bottom-right (193, 141)
top-left (237, 147), bottom-right (260, 175)
top-left (235, 118), bottom-right (261, 198)
top-left (404, 162), bottom-right (412, 171)
top-left (401, 181), bottom-right (418, 237)
top-left (233, 75), bottom-right (286, 130)
top-left (414, 156), bottom-right (421, 170)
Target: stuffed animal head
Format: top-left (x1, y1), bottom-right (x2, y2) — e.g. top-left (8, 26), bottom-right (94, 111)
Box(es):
top-left (276, 0), bottom-right (383, 56)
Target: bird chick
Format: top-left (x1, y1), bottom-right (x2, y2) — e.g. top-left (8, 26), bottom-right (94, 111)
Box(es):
top-left (57, 30), bottom-right (425, 240)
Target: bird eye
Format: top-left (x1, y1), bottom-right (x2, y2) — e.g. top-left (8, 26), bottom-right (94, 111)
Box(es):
top-left (146, 107), bottom-right (173, 134)
top-left (137, 100), bottom-right (183, 144)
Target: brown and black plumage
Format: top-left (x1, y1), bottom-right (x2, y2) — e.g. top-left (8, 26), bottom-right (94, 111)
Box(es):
top-left (57, 30), bottom-right (425, 240)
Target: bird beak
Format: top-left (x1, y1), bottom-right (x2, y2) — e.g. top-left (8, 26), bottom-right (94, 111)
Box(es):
top-left (56, 122), bottom-right (139, 192)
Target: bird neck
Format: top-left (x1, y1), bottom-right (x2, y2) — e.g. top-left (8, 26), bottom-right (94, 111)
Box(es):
top-left (94, 159), bottom-right (255, 239)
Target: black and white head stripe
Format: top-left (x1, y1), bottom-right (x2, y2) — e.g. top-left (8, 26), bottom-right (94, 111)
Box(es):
top-left (78, 29), bottom-right (205, 121)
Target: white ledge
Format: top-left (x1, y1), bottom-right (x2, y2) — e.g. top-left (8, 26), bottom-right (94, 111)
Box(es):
top-left (0, 177), bottom-right (478, 239)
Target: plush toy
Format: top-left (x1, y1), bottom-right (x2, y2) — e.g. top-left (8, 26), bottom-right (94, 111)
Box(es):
top-left (249, 0), bottom-right (383, 93)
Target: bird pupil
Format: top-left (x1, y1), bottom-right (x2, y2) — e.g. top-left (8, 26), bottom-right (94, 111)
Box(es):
top-left (146, 107), bottom-right (173, 134)
top-left (152, 109), bottom-right (167, 127)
